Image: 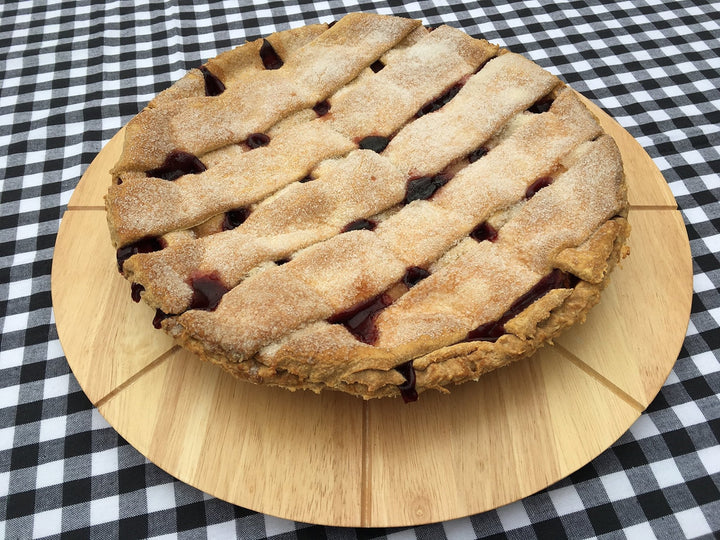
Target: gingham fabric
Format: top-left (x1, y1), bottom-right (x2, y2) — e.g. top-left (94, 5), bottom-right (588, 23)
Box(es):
top-left (1, 0), bottom-right (718, 538)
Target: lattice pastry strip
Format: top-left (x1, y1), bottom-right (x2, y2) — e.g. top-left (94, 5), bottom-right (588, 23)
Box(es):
top-left (242, 150), bottom-right (406, 235)
top-left (105, 13), bottom-right (630, 400)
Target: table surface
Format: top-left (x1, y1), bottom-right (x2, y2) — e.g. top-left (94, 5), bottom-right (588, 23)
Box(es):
top-left (1, 1), bottom-right (718, 539)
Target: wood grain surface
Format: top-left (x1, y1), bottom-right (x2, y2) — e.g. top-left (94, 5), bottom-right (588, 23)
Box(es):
top-left (51, 95), bottom-right (692, 527)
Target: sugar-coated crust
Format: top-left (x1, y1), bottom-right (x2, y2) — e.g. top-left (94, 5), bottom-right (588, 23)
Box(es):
top-left (106, 13), bottom-right (630, 400)
top-left (164, 216), bottom-right (629, 399)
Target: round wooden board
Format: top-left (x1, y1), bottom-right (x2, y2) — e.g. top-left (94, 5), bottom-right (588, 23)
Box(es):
top-left (51, 96), bottom-right (692, 527)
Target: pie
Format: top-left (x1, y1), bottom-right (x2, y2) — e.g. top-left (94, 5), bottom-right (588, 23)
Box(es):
top-left (105, 13), bottom-right (630, 401)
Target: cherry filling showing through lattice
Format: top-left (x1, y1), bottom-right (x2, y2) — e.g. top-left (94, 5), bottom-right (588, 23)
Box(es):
top-left (402, 266), bottom-right (430, 288)
top-left (527, 96), bottom-right (554, 114)
top-left (404, 173), bottom-right (451, 204)
top-left (328, 292), bottom-right (394, 345)
top-left (525, 176), bottom-right (554, 199)
top-left (259, 39), bottom-right (283, 70)
top-left (416, 81), bottom-right (464, 118)
top-left (188, 273), bottom-right (228, 311)
top-left (370, 59), bottom-right (385, 72)
top-left (131, 283), bottom-right (144, 303)
top-left (313, 100), bottom-right (331, 116)
top-left (358, 135), bottom-right (390, 153)
top-left (222, 208), bottom-right (251, 231)
top-left (470, 221), bottom-right (498, 243)
top-left (395, 360), bottom-right (418, 403)
top-left (468, 146), bottom-right (488, 163)
top-left (151, 273), bottom-right (229, 329)
top-left (245, 133), bottom-right (271, 149)
top-left (146, 151), bottom-right (207, 181)
top-left (199, 66), bottom-right (225, 96)
top-left (153, 309), bottom-right (169, 329)
top-left (342, 218), bottom-right (377, 232)
top-left (116, 237), bottom-right (165, 272)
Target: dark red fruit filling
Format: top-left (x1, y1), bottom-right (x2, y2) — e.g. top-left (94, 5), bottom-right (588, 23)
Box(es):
top-left (395, 361), bottom-right (418, 403)
top-left (328, 293), bottom-right (393, 344)
top-left (402, 266), bottom-right (430, 288)
top-left (299, 175), bottom-right (314, 183)
top-left (404, 174), bottom-right (450, 204)
top-left (259, 39), bottom-right (283, 70)
top-left (313, 100), bottom-right (331, 116)
top-left (416, 83), bottom-right (462, 117)
top-left (466, 269), bottom-right (575, 342)
top-left (245, 133), bottom-right (270, 149)
top-left (274, 258), bottom-right (290, 265)
top-left (153, 309), bottom-right (169, 329)
top-left (527, 98), bottom-right (554, 114)
top-left (468, 146), bottom-right (488, 163)
top-left (470, 222), bottom-right (498, 243)
top-left (358, 135), bottom-right (390, 153)
top-left (146, 151), bottom-right (206, 181)
top-left (131, 283), bottom-right (144, 303)
top-left (199, 65), bottom-right (225, 96)
top-left (370, 60), bottom-right (384, 73)
top-left (465, 319), bottom-right (505, 342)
top-left (116, 237), bottom-right (164, 272)
top-left (342, 218), bottom-right (376, 232)
top-left (525, 176), bottom-right (553, 199)
top-left (222, 207), bottom-right (250, 231)
top-left (188, 273), bottom-right (228, 311)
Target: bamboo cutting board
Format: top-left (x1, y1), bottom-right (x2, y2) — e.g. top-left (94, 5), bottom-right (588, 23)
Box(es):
top-left (51, 95), bottom-right (692, 527)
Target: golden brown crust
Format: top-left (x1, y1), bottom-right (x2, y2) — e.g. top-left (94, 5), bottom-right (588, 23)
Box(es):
top-left (194, 215), bottom-right (629, 400)
top-left (106, 13), bottom-right (630, 400)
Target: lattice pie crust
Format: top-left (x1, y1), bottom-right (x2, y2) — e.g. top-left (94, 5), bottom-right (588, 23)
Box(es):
top-left (106, 13), bottom-right (629, 401)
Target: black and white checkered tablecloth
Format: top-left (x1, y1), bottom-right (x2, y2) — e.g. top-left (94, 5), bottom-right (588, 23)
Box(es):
top-left (1, 1), bottom-right (718, 538)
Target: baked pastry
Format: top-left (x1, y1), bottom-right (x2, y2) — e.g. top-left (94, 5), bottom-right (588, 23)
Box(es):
top-left (106, 13), bottom-right (629, 401)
